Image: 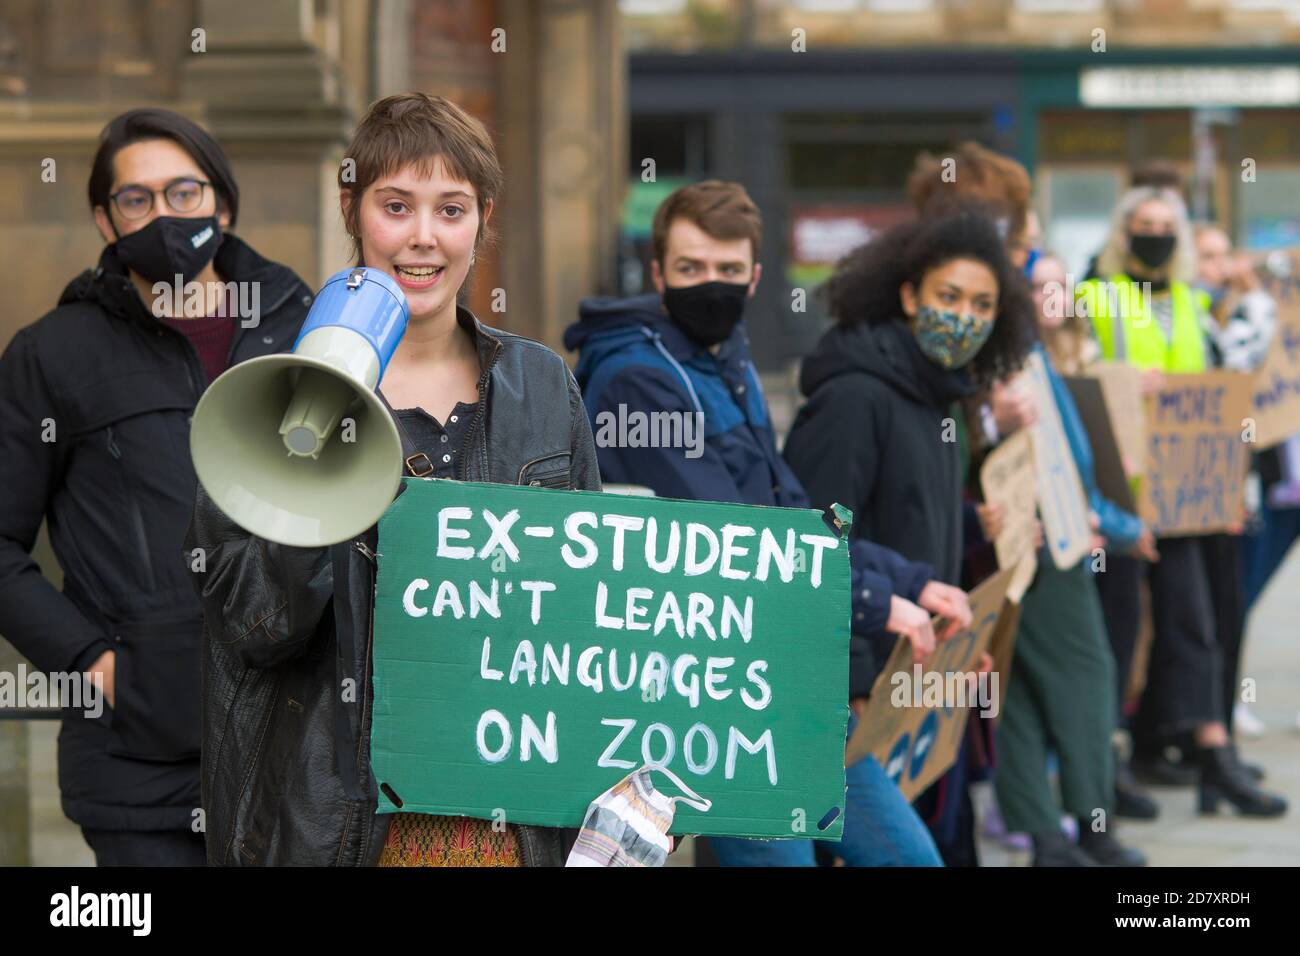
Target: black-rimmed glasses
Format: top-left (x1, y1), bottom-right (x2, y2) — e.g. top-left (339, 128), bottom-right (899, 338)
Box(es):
top-left (109, 178), bottom-right (211, 220)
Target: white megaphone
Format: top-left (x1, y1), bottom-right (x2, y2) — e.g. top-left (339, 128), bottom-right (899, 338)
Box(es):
top-left (191, 266), bottom-right (409, 547)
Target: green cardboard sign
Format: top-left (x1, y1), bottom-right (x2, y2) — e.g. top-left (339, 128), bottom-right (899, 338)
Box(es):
top-left (370, 478), bottom-right (851, 839)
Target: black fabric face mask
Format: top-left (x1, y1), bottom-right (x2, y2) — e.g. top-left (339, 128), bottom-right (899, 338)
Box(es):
top-left (662, 280), bottom-right (749, 347)
top-left (1128, 232), bottom-right (1176, 272)
top-left (113, 215), bottom-right (222, 284)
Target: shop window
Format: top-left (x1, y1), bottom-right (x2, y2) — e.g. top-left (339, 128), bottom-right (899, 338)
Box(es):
top-left (629, 114), bottom-right (711, 179)
top-left (1239, 167), bottom-right (1300, 250)
top-left (1042, 168), bottom-right (1123, 277)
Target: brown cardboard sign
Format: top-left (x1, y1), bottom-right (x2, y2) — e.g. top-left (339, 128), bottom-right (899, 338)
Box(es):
top-left (986, 595), bottom-right (1025, 724)
top-left (1018, 353), bottom-right (1092, 569)
top-left (1064, 374), bottom-right (1137, 513)
top-left (1091, 361), bottom-right (1147, 479)
top-left (1140, 371), bottom-right (1253, 536)
top-left (845, 567), bottom-right (1014, 802)
top-left (1249, 288), bottom-right (1300, 450)
top-left (979, 428), bottom-right (1039, 572)
top-left (1005, 550), bottom-right (1038, 604)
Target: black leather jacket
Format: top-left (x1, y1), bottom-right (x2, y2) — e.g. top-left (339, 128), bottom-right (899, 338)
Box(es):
top-left (187, 307), bottom-right (601, 865)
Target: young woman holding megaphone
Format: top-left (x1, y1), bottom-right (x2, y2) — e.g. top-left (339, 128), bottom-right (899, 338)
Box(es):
top-left (187, 93), bottom-right (601, 866)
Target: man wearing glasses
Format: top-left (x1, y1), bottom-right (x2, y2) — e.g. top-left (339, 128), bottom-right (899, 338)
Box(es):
top-left (0, 109), bottom-right (313, 865)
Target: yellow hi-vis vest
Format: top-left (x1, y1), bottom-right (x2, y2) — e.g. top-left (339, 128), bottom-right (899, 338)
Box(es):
top-left (1076, 274), bottom-right (1209, 373)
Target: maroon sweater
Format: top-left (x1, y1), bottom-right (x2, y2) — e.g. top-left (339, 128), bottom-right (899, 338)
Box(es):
top-left (159, 311), bottom-right (236, 387)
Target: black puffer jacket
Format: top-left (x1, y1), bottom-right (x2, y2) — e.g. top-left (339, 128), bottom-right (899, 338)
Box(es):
top-left (187, 307), bottom-right (601, 866)
top-left (0, 236), bottom-right (312, 830)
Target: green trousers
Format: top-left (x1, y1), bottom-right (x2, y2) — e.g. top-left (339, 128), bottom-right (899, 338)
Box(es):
top-left (994, 560), bottom-right (1117, 835)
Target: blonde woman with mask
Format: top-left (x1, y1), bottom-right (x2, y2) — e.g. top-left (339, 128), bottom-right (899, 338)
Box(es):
top-left (1076, 188), bottom-right (1285, 818)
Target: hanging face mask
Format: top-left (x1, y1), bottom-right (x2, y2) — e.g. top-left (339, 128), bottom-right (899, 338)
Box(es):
top-left (662, 280), bottom-right (748, 347)
top-left (566, 764), bottom-right (711, 868)
top-left (113, 215), bottom-right (222, 285)
top-left (911, 304), bottom-right (994, 370)
top-left (1128, 232), bottom-right (1176, 272)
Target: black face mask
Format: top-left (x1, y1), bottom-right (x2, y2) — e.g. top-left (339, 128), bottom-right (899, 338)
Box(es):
top-left (662, 280), bottom-right (748, 347)
top-left (113, 215), bottom-right (222, 284)
top-left (1128, 232), bottom-right (1176, 272)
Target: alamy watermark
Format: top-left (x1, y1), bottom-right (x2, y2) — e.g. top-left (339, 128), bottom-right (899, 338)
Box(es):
top-left (890, 664), bottom-right (999, 719)
top-left (0, 664), bottom-right (103, 718)
top-left (593, 403), bottom-right (705, 460)
top-left (151, 271), bottom-right (261, 327)
top-left (50, 886), bottom-right (150, 936)
top-left (1041, 275), bottom-right (1156, 325)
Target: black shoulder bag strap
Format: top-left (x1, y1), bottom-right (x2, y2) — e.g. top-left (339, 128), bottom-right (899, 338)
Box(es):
top-left (375, 390), bottom-right (436, 478)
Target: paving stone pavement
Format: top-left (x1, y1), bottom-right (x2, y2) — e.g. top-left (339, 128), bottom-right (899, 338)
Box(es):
top-left (977, 541), bottom-right (1300, 868)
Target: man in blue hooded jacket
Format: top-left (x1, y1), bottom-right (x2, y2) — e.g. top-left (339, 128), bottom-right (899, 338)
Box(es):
top-left (565, 180), bottom-right (972, 866)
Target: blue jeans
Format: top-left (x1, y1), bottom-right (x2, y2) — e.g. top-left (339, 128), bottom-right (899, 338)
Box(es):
top-left (709, 713), bottom-right (943, 867)
top-left (1244, 499), bottom-right (1300, 611)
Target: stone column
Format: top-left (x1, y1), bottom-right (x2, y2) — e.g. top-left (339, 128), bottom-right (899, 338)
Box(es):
top-left (182, 0), bottom-right (357, 287)
top-left (496, 0), bottom-right (625, 351)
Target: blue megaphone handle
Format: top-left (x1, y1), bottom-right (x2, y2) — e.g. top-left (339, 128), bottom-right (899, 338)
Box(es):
top-left (292, 267), bottom-right (409, 378)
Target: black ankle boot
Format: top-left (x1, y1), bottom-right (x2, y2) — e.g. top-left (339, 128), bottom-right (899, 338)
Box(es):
top-left (1115, 759), bottom-right (1160, 820)
top-left (1032, 830), bottom-right (1098, 867)
top-left (1178, 743), bottom-right (1265, 782)
top-left (1077, 822), bottom-right (1148, 867)
top-left (1198, 746), bottom-right (1288, 817)
top-left (1132, 749), bottom-right (1199, 787)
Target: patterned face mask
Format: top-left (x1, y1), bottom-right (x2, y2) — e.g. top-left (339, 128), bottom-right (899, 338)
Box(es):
top-left (911, 304), bottom-right (994, 370)
top-left (566, 765), bottom-right (711, 868)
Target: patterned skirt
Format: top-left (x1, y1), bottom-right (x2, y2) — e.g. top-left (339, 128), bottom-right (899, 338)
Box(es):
top-left (376, 813), bottom-right (523, 867)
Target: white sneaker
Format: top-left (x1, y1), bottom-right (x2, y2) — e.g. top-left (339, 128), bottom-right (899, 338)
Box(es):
top-left (1234, 703), bottom-right (1267, 737)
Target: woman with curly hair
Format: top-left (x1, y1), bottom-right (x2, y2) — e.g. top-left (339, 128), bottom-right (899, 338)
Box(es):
top-left (782, 208), bottom-right (1035, 865)
top-left (785, 208), bottom-right (1034, 586)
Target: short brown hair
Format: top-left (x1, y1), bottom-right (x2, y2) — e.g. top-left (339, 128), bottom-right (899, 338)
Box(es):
top-left (651, 180), bottom-right (763, 265)
top-left (907, 142), bottom-right (1031, 246)
top-left (339, 92), bottom-right (503, 262)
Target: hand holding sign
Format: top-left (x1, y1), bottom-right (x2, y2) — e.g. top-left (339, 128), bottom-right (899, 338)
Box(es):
top-left (1140, 369), bottom-right (1166, 397)
top-left (887, 596), bottom-right (938, 663)
top-left (991, 376), bottom-right (1040, 435)
top-left (975, 500), bottom-right (1005, 541)
top-left (916, 580), bottom-right (973, 641)
top-left (846, 567), bottom-right (1014, 801)
top-left (1130, 526), bottom-right (1160, 562)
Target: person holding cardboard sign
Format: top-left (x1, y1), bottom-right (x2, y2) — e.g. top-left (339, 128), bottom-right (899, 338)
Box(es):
top-left (977, 251), bottom-right (1157, 866)
top-left (188, 94), bottom-right (609, 866)
top-left (904, 147), bottom-right (1152, 861)
top-left (784, 207), bottom-right (1038, 865)
top-left (1076, 187), bottom-right (1286, 818)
